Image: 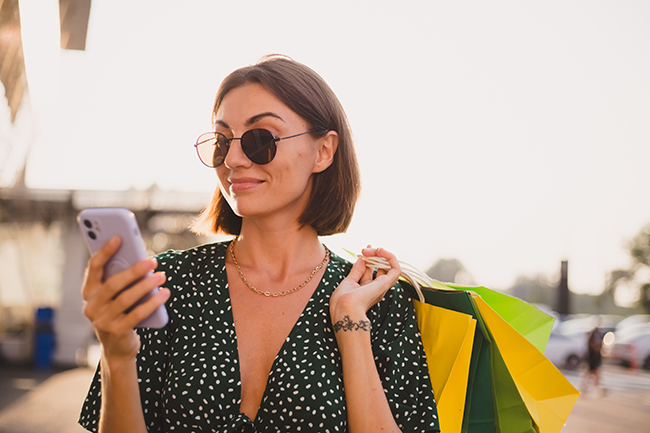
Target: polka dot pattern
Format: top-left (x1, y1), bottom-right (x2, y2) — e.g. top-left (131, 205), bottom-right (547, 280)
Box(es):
top-left (79, 241), bottom-right (439, 432)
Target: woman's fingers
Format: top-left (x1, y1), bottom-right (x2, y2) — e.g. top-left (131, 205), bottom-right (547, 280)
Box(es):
top-left (122, 287), bottom-right (170, 327)
top-left (83, 258), bottom-right (158, 321)
top-left (80, 237), bottom-right (171, 361)
top-left (359, 247), bottom-right (402, 284)
top-left (107, 271), bottom-right (166, 316)
top-left (98, 258), bottom-right (158, 304)
top-left (82, 235), bottom-right (165, 331)
top-left (90, 269), bottom-right (165, 326)
top-left (94, 283), bottom-right (170, 332)
top-left (82, 236), bottom-right (121, 299)
top-left (359, 260), bottom-right (374, 286)
top-left (344, 257), bottom-right (369, 285)
top-left (345, 247), bottom-right (403, 300)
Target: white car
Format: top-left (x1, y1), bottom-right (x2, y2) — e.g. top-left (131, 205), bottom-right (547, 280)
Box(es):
top-left (615, 314), bottom-right (650, 332)
top-left (556, 314), bottom-right (621, 335)
top-left (544, 331), bottom-right (584, 370)
top-left (608, 323), bottom-right (650, 370)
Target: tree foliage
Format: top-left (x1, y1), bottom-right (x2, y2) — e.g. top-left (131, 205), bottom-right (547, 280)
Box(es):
top-left (425, 258), bottom-right (475, 285)
top-left (630, 224), bottom-right (650, 268)
top-left (611, 223), bottom-right (650, 313)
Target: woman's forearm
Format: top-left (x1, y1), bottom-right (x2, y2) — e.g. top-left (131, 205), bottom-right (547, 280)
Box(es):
top-left (98, 356), bottom-right (148, 433)
top-left (335, 315), bottom-right (402, 433)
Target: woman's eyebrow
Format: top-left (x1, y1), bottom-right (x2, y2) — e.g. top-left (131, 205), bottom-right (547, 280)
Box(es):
top-left (246, 112), bottom-right (285, 126)
top-left (213, 112), bottom-right (285, 130)
top-left (214, 119), bottom-right (230, 129)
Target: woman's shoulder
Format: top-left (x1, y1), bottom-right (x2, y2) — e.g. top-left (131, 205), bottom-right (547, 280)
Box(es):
top-left (326, 248), bottom-right (352, 265)
top-left (324, 248), bottom-right (354, 277)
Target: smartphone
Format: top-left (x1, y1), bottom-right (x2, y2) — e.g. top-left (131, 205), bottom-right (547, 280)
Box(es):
top-left (77, 207), bottom-right (169, 328)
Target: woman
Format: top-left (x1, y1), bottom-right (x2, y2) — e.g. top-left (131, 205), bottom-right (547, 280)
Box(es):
top-left (79, 55), bottom-right (439, 432)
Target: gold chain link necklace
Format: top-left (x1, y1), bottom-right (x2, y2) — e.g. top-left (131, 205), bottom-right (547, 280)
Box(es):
top-left (229, 239), bottom-right (330, 297)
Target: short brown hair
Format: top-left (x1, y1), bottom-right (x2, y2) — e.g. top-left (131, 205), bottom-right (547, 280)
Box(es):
top-left (192, 55), bottom-right (360, 236)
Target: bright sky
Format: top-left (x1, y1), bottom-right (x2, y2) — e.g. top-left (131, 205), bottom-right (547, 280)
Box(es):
top-left (15, 0), bottom-right (650, 304)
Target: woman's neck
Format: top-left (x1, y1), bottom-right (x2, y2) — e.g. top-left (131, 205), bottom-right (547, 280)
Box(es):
top-left (231, 220), bottom-right (326, 284)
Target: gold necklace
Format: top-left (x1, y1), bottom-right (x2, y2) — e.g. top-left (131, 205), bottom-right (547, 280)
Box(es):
top-left (229, 239), bottom-right (330, 297)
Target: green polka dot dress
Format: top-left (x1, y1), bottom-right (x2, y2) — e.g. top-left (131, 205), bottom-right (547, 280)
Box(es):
top-left (79, 241), bottom-right (439, 432)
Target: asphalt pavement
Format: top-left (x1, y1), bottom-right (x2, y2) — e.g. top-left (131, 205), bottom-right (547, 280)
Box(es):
top-left (0, 362), bottom-right (649, 432)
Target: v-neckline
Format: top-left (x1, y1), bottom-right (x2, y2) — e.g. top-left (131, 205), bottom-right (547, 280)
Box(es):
top-left (223, 245), bottom-right (333, 423)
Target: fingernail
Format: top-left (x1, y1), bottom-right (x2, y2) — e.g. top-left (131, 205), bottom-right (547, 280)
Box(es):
top-left (149, 257), bottom-right (158, 268)
top-left (155, 272), bottom-right (166, 283)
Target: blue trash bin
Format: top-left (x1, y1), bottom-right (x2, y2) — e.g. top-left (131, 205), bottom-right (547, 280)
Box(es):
top-left (34, 307), bottom-right (55, 369)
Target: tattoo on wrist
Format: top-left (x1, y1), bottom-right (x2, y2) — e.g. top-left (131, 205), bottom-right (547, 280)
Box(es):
top-left (333, 315), bottom-right (370, 333)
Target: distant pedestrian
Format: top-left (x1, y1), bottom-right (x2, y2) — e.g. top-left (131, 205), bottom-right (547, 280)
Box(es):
top-left (581, 326), bottom-right (604, 395)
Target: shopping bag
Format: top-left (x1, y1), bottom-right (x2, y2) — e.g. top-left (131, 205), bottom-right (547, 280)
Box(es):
top-left (413, 300), bottom-right (476, 433)
top-left (357, 254), bottom-right (579, 433)
top-left (473, 295), bottom-right (580, 433)
top-left (414, 285), bottom-right (496, 433)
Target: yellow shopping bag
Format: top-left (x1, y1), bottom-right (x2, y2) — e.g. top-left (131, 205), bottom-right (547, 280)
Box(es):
top-left (413, 301), bottom-right (476, 433)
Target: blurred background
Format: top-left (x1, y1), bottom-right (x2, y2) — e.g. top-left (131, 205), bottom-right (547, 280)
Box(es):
top-left (1, 0), bottom-right (650, 431)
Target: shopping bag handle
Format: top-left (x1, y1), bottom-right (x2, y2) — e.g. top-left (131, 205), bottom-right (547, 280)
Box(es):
top-left (358, 255), bottom-right (428, 303)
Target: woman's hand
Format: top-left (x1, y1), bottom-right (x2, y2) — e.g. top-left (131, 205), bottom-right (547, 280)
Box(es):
top-left (330, 246), bottom-right (403, 433)
top-left (81, 236), bottom-right (170, 364)
top-left (329, 246), bottom-right (402, 328)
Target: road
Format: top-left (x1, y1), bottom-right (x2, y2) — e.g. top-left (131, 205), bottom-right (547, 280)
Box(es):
top-left (0, 363), bottom-right (648, 432)
top-left (560, 364), bottom-right (650, 433)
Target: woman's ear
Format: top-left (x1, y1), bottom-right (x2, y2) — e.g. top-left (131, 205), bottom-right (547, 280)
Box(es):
top-left (312, 130), bottom-right (338, 173)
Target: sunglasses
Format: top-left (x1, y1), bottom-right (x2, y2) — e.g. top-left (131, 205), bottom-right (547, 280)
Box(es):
top-left (194, 128), bottom-right (323, 167)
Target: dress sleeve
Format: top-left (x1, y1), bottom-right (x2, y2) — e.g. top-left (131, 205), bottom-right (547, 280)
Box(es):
top-left (78, 362), bottom-right (101, 432)
top-left (77, 327), bottom-right (170, 432)
top-left (78, 251), bottom-right (177, 432)
top-left (368, 281), bottom-right (440, 433)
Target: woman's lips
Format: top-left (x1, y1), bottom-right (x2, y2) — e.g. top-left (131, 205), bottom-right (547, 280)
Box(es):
top-left (228, 177), bottom-right (264, 193)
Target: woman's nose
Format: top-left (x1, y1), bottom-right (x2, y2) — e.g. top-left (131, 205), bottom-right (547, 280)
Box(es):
top-left (223, 138), bottom-right (252, 169)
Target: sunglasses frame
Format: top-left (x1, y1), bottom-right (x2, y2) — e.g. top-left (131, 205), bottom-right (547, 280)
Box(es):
top-left (194, 128), bottom-right (325, 168)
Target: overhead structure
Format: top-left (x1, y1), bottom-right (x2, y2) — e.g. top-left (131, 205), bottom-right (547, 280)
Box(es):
top-left (59, 0), bottom-right (91, 50)
top-left (0, 0), bottom-right (27, 122)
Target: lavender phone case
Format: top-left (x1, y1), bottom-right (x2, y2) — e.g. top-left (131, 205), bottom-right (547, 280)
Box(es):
top-left (77, 207), bottom-right (169, 328)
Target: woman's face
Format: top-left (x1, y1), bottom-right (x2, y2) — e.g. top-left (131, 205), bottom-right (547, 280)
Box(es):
top-left (213, 82), bottom-right (325, 225)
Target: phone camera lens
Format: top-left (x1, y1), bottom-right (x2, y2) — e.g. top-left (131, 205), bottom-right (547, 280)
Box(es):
top-left (84, 219), bottom-right (92, 228)
top-left (88, 231), bottom-right (97, 240)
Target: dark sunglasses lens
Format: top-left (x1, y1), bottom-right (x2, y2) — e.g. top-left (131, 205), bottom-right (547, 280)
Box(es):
top-left (241, 129), bottom-right (276, 164)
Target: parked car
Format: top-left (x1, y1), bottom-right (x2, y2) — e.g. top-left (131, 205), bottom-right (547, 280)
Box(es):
top-left (615, 314), bottom-right (650, 332)
top-left (544, 331), bottom-right (584, 370)
top-left (556, 314), bottom-right (622, 336)
top-left (607, 323), bottom-right (650, 370)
